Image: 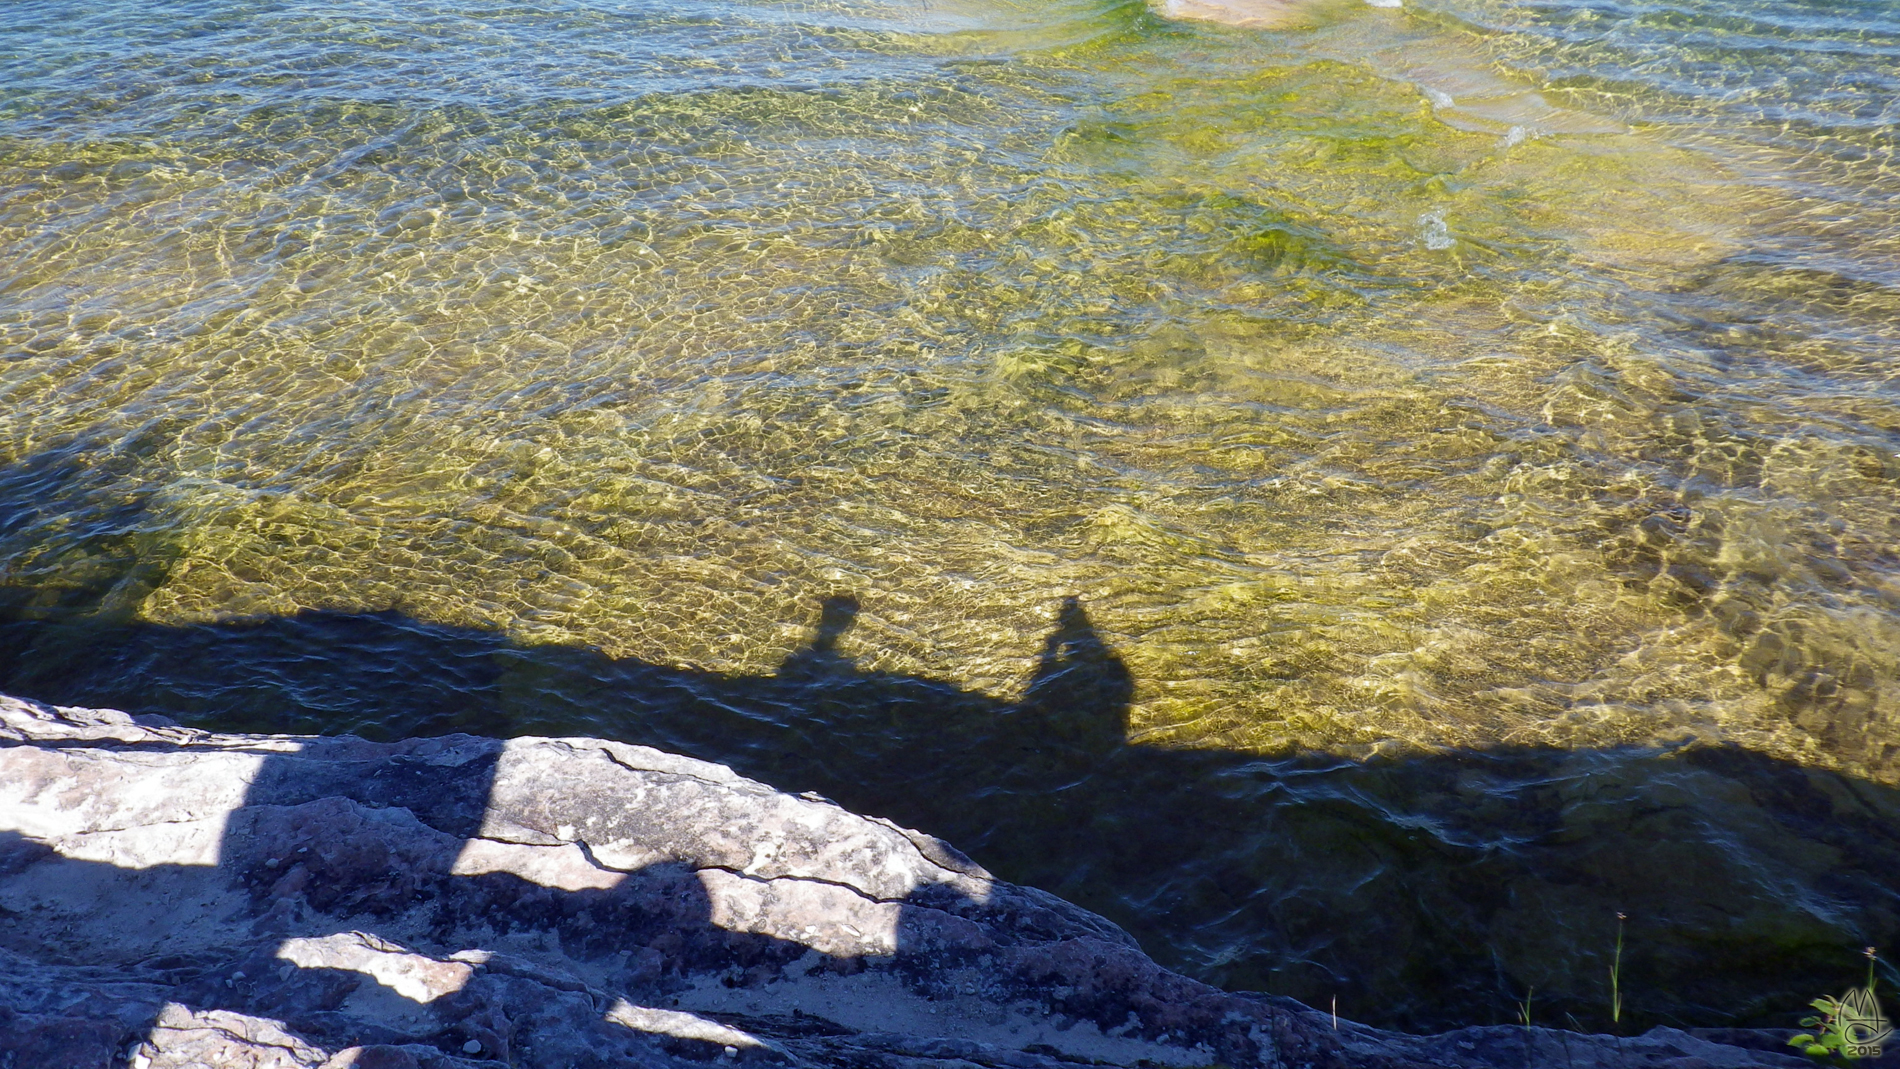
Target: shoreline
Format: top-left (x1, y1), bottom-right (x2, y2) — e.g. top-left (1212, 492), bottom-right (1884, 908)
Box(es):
top-left (0, 692), bottom-right (1810, 1068)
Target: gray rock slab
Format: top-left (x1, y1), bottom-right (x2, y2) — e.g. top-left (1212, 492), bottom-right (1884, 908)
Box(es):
top-left (0, 693), bottom-right (1802, 1068)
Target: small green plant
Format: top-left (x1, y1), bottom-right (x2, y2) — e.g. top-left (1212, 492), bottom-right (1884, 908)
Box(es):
top-left (1516, 986), bottom-right (1534, 1029)
top-left (1609, 912), bottom-right (1626, 1028)
top-left (1788, 949), bottom-right (1892, 1063)
top-left (1789, 992), bottom-right (1874, 1062)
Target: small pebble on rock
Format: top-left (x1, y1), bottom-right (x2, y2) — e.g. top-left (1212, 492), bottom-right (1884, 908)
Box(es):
top-left (463, 1039), bottom-right (483, 1054)
top-left (722, 1046), bottom-right (738, 1058)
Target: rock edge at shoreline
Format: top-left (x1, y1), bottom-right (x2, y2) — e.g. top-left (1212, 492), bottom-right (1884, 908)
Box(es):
top-left (0, 693), bottom-right (1801, 1068)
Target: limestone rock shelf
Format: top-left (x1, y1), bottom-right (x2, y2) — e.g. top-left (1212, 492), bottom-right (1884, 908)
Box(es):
top-left (0, 694), bottom-right (1797, 1068)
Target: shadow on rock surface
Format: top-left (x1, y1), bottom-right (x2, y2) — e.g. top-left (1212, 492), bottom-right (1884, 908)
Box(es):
top-left (3, 695), bottom-right (1850, 1069)
top-left (3, 698), bottom-right (1193, 1069)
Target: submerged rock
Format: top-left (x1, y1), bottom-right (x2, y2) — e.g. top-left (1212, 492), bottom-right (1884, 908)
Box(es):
top-left (0, 694), bottom-right (1799, 1068)
top-left (1151, 0), bottom-right (1318, 29)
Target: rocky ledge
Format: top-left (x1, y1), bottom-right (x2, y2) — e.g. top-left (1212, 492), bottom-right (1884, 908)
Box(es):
top-left (0, 694), bottom-right (1801, 1069)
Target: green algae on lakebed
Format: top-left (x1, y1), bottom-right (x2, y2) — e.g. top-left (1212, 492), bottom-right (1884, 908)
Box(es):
top-left (3, 0), bottom-right (1899, 1036)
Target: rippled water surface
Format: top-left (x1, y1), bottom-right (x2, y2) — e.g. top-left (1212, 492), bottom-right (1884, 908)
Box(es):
top-left (3, 0), bottom-right (1899, 1034)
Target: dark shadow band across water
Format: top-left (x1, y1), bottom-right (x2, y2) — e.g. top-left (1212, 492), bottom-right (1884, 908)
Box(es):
top-left (0, 428), bottom-right (1895, 1035)
top-left (4, 558), bottom-right (1899, 1036)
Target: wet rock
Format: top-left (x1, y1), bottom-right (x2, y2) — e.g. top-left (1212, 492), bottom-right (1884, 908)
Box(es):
top-left (0, 693), bottom-right (1802, 1068)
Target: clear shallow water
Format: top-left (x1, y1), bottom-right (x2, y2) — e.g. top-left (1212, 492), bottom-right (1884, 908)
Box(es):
top-left (3, 0), bottom-right (1899, 1034)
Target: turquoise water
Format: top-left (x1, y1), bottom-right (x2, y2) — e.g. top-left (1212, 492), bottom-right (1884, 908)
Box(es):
top-left (3, 0), bottom-right (1898, 1034)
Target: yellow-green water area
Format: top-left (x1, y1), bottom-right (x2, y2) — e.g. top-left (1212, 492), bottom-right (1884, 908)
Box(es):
top-left (3, 0), bottom-right (1898, 1035)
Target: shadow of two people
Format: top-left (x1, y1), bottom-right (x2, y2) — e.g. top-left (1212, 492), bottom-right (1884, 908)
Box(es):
top-left (4, 585), bottom-right (1900, 1036)
top-left (780, 593), bottom-right (1128, 789)
top-left (0, 592), bottom-right (1131, 1067)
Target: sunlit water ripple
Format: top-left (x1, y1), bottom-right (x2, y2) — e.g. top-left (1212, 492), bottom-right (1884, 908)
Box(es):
top-left (2, 0), bottom-right (1897, 1033)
